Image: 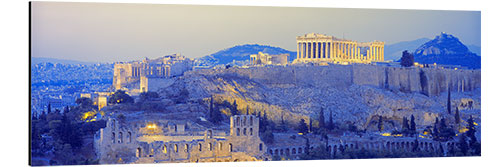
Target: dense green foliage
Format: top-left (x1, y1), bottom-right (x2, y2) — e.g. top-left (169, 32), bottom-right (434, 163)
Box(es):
top-left (107, 90), bottom-right (134, 104)
top-left (400, 50), bottom-right (414, 67)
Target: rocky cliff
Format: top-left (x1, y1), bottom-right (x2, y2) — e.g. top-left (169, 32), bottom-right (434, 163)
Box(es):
top-left (157, 65), bottom-right (480, 133)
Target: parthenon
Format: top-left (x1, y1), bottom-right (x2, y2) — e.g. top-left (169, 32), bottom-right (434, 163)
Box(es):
top-left (294, 33), bottom-right (384, 64)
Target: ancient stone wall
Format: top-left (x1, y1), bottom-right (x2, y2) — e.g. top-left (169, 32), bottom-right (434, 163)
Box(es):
top-left (191, 64), bottom-right (480, 96)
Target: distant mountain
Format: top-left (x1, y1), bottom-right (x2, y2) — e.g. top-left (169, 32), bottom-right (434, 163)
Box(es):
top-left (384, 38), bottom-right (430, 61)
top-left (413, 33), bottom-right (480, 69)
top-left (31, 57), bottom-right (98, 65)
top-left (466, 44), bottom-right (481, 56)
top-left (197, 44), bottom-right (297, 66)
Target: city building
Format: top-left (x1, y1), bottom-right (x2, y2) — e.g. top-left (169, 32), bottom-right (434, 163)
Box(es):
top-left (295, 33), bottom-right (385, 64)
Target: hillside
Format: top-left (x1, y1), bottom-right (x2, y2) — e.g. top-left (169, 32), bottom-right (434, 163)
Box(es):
top-left (196, 44), bottom-right (297, 66)
top-left (413, 33), bottom-right (481, 69)
top-left (156, 65), bottom-right (480, 133)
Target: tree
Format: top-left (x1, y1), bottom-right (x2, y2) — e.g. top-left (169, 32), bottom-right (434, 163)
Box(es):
top-left (458, 134), bottom-right (469, 156)
top-left (378, 115), bottom-right (384, 132)
top-left (402, 117), bottom-right (410, 135)
top-left (466, 116), bottom-right (477, 144)
top-left (400, 50), bottom-right (414, 67)
top-left (139, 91), bottom-right (159, 101)
top-left (410, 115), bottom-right (416, 135)
top-left (262, 129), bottom-right (274, 144)
top-left (309, 118), bottom-right (313, 133)
top-left (230, 100), bottom-right (238, 116)
top-left (328, 110), bottom-right (334, 130)
top-left (108, 90), bottom-right (134, 104)
top-left (259, 112), bottom-right (269, 133)
top-left (47, 103), bottom-right (52, 114)
top-left (298, 119), bottom-right (308, 134)
top-left (211, 105), bottom-right (222, 124)
top-left (75, 97), bottom-right (93, 107)
top-left (318, 107), bottom-right (325, 130)
top-left (304, 137), bottom-right (310, 155)
top-left (455, 106), bottom-right (460, 126)
top-left (412, 138), bottom-right (419, 152)
top-left (208, 96), bottom-right (222, 124)
top-left (208, 96), bottom-right (213, 120)
top-left (447, 87), bottom-right (452, 114)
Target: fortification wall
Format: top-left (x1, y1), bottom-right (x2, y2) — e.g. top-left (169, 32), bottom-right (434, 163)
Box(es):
top-left (192, 64), bottom-right (480, 96)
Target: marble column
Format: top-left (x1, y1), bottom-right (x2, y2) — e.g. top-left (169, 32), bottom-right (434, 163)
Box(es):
top-left (321, 42), bottom-right (325, 59)
top-left (381, 46), bottom-right (384, 61)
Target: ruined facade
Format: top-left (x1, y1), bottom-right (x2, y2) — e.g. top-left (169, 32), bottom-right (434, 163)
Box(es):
top-left (94, 115), bottom-right (268, 164)
top-left (295, 33), bottom-right (384, 64)
top-left (249, 52), bottom-right (289, 66)
top-left (112, 54), bottom-right (194, 94)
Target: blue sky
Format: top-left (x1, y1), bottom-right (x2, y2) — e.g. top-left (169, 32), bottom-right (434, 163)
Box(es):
top-left (31, 2), bottom-right (480, 62)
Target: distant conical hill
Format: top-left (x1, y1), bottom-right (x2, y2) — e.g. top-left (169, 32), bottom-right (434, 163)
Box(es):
top-left (413, 33), bottom-right (480, 69)
top-left (197, 44), bottom-right (296, 66)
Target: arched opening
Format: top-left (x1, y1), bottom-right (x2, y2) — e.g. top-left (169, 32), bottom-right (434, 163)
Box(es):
top-left (236, 117), bottom-right (240, 126)
top-left (163, 145), bottom-right (167, 154)
top-left (174, 124), bottom-right (177, 132)
top-left (111, 120), bottom-right (116, 130)
top-left (236, 128), bottom-right (240, 136)
top-left (136, 148), bottom-right (142, 157)
top-left (250, 117), bottom-right (253, 126)
top-left (280, 149), bottom-right (284, 155)
top-left (292, 148), bottom-right (296, 154)
top-left (286, 148), bottom-right (290, 155)
top-left (111, 132), bottom-right (115, 143)
top-left (259, 143), bottom-right (263, 151)
top-left (174, 144), bottom-right (178, 152)
top-left (250, 128), bottom-right (253, 136)
top-left (118, 132), bottom-right (123, 143)
top-left (185, 144), bottom-right (189, 152)
top-left (198, 143), bottom-right (202, 151)
top-left (243, 117), bottom-right (247, 126)
top-left (269, 149), bottom-right (273, 155)
top-left (209, 143), bottom-right (213, 151)
top-left (219, 142), bottom-right (223, 151)
top-left (127, 132), bottom-right (132, 143)
top-left (229, 143), bottom-right (233, 152)
top-left (243, 128), bottom-right (247, 136)
top-left (208, 130), bottom-right (213, 138)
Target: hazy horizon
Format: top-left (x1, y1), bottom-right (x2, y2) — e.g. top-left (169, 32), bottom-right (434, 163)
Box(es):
top-left (31, 2), bottom-right (481, 63)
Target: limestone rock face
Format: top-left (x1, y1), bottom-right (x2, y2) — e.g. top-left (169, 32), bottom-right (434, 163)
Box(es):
top-left (157, 65), bottom-right (480, 132)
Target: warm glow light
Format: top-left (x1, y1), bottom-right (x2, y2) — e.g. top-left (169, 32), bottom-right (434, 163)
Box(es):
top-left (298, 133), bottom-right (303, 135)
top-left (147, 123), bottom-right (157, 129)
top-left (81, 110), bottom-right (97, 122)
top-left (381, 133), bottom-right (391, 136)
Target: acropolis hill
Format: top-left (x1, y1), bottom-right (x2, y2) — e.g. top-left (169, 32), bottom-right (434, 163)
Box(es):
top-left (144, 63), bottom-right (480, 129)
top-left (97, 33), bottom-right (480, 163)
